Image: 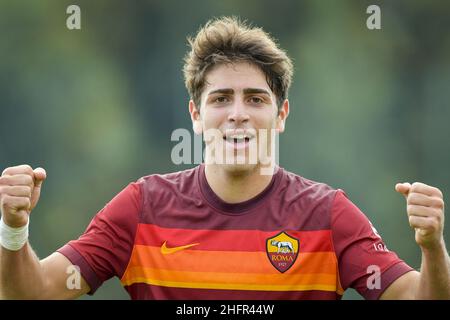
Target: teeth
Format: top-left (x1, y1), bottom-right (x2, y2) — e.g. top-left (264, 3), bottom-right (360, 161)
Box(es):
top-left (228, 134), bottom-right (247, 139)
top-left (223, 130), bottom-right (254, 143)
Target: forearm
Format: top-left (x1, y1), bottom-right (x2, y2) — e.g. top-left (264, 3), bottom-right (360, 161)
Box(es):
top-left (416, 240), bottom-right (450, 299)
top-left (0, 242), bottom-right (47, 299)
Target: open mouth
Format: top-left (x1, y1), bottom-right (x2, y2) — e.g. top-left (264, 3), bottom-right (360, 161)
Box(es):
top-left (224, 136), bottom-right (251, 144)
top-left (222, 130), bottom-right (255, 149)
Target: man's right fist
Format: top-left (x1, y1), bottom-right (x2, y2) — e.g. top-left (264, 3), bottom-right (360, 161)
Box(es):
top-left (0, 165), bottom-right (46, 228)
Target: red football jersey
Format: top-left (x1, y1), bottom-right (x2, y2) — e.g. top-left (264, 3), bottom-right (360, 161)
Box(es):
top-left (58, 164), bottom-right (413, 299)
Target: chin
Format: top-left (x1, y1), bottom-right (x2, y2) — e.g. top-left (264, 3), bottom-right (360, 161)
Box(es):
top-left (221, 162), bottom-right (260, 177)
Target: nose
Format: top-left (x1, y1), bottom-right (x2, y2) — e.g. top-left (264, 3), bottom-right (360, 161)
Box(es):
top-left (227, 100), bottom-right (250, 124)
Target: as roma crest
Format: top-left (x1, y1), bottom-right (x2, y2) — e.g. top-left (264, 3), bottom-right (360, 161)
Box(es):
top-left (266, 232), bottom-right (299, 273)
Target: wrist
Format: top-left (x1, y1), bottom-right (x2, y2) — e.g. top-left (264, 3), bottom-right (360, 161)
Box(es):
top-left (0, 217), bottom-right (29, 251)
top-left (420, 238), bottom-right (447, 256)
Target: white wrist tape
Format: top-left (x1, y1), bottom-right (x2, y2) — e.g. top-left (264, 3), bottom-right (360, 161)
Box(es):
top-left (0, 218), bottom-right (29, 251)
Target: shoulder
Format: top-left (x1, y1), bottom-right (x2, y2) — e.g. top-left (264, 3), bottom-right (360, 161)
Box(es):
top-left (276, 169), bottom-right (339, 229)
top-left (281, 169), bottom-right (338, 202)
top-left (281, 170), bottom-right (370, 230)
top-left (136, 166), bottom-right (201, 205)
top-left (137, 166), bottom-right (198, 191)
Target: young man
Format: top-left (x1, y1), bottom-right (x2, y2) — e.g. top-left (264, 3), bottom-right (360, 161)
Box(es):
top-left (0, 17), bottom-right (448, 300)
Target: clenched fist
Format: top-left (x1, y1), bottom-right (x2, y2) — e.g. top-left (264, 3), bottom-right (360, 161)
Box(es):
top-left (0, 165), bottom-right (46, 228)
top-left (396, 182), bottom-right (445, 251)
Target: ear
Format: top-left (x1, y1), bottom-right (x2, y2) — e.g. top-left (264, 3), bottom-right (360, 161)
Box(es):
top-left (189, 100), bottom-right (203, 135)
top-left (276, 99), bottom-right (290, 133)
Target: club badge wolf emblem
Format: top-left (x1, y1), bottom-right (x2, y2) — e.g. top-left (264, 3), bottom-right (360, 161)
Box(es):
top-left (266, 231), bottom-right (299, 273)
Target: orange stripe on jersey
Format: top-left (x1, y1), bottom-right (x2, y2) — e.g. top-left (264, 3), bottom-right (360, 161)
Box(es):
top-left (121, 266), bottom-right (339, 292)
top-left (125, 245), bottom-right (337, 275)
top-left (135, 223), bottom-right (334, 253)
top-left (122, 224), bottom-right (343, 294)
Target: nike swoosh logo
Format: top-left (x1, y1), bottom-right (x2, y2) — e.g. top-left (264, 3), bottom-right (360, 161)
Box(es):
top-left (160, 241), bottom-right (200, 255)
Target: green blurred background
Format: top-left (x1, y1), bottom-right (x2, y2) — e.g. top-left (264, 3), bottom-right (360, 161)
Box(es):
top-left (1, 0), bottom-right (449, 299)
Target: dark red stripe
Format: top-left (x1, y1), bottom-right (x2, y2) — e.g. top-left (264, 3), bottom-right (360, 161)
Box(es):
top-left (125, 283), bottom-right (342, 300)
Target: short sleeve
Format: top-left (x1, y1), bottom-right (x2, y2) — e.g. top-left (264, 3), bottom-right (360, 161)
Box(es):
top-left (57, 182), bottom-right (141, 294)
top-left (331, 190), bottom-right (414, 300)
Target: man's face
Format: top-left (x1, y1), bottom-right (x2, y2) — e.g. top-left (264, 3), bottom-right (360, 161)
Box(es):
top-left (189, 61), bottom-right (289, 174)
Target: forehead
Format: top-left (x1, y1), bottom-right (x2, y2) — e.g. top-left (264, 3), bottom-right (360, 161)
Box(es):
top-left (203, 62), bottom-right (272, 94)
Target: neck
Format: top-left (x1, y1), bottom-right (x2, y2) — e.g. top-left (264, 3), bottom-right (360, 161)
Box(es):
top-left (204, 164), bottom-right (275, 203)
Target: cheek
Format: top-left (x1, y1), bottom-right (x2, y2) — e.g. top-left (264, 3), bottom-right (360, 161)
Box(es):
top-left (254, 114), bottom-right (277, 129)
top-left (202, 109), bottom-right (227, 128)
top-left (251, 106), bottom-right (278, 126)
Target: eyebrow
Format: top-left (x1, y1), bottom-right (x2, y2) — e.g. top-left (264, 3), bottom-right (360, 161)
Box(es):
top-left (207, 88), bottom-right (271, 96)
top-left (243, 88), bottom-right (271, 96)
top-left (208, 89), bottom-right (234, 96)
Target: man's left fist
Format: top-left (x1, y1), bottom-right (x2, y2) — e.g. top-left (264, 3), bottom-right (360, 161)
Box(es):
top-left (396, 182), bottom-right (445, 251)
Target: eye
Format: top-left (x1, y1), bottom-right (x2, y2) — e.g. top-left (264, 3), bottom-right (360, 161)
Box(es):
top-left (214, 96), bottom-right (229, 103)
top-left (249, 96), bottom-right (264, 104)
